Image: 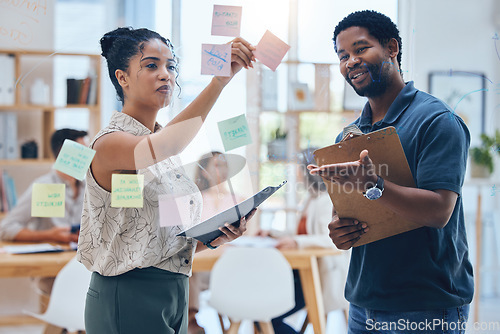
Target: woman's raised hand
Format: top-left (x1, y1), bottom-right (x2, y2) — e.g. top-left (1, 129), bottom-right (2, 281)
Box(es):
top-left (215, 37), bottom-right (256, 86)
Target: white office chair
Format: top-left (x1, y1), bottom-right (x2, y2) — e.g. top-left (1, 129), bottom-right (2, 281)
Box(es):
top-left (208, 247), bottom-right (295, 334)
top-left (24, 256), bottom-right (92, 333)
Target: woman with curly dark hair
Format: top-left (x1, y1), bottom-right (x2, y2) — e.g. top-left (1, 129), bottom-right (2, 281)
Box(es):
top-left (77, 27), bottom-right (256, 334)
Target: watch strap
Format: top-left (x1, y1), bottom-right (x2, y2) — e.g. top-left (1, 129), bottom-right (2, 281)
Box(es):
top-left (375, 175), bottom-right (384, 191)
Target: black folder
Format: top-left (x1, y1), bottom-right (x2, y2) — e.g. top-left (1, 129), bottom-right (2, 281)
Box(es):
top-left (177, 181), bottom-right (286, 244)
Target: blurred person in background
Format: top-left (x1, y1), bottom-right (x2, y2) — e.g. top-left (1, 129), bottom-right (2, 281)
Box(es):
top-left (188, 151), bottom-right (245, 334)
top-left (0, 128), bottom-right (88, 334)
top-left (265, 148), bottom-right (350, 334)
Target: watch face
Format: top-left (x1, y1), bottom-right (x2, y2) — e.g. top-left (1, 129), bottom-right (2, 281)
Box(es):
top-left (365, 187), bottom-right (383, 200)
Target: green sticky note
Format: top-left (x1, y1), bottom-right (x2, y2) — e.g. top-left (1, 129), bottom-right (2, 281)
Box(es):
top-left (217, 114), bottom-right (252, 151)
top-left (53, 139), bottom-right (96, 181)
top-left (111, 174), bottom-right (144, 208)
top-left (31, 183), bottom-right (66, 218)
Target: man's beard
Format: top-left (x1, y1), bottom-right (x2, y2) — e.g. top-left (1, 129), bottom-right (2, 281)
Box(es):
top-left (347, 61), bottom-right (391, 98)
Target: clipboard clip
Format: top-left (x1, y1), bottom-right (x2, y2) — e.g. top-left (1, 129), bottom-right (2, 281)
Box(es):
top-left (341, 131), bottom-right (363, 142)
top-left (263, 180), bottom-right (287, 194)
top-left (278, 180), bottom-right (287, 187)
top-left (341, 124), bottom-right (363, 142)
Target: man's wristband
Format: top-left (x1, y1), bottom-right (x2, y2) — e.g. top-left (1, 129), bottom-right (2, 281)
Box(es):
top-left (205, 241), bottom-right (219, 250)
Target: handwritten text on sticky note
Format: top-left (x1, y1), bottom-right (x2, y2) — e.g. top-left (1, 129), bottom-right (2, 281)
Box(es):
top-left (218, 114), bottom-right (252, 151)
top-left (254, 30), bottom-right (290, 71)
top-left (53, 139), bottom-right (95, 181)
top-left (111, 174), bottom-right (144, 208)
top-left (158, 194), bottom-right (192, 227)
top-left (211, 5), bottom-right (242, 37)
top-left (31, 183), bottom-right (65, 217)
top-left (201, 44), bottom-right (232, 77)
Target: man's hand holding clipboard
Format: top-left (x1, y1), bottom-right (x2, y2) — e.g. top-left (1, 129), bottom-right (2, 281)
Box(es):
top-left (308, 149), bottom-right (377, 193)
top-left (308, 149), bottom-right (375, 250)
top-left (309, 127), bottom-right (421, 248)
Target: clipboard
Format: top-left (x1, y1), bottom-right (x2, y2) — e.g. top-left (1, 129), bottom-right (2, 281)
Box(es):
top-left (313, 127), bottom-right (421, 247)
top-left (177, 181), bottom-right (286, 244)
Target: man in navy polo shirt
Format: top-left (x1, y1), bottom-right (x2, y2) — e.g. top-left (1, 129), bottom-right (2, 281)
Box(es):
top-left (309, 10), bottom-right (473, 334)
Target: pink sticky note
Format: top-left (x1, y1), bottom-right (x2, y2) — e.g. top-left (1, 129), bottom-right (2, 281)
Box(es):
top-left (201, 43), bottom-right (232, 77)
top-left (158, 194), bottom-right (192, 227)
top-left (254, 30), bottom-right (291, 71)
top-left (211, 5), bottom-right (242, 37)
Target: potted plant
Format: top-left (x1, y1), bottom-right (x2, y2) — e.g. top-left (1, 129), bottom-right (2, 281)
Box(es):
top-left (267, 127), bottom-right (288, 161)
top-left (470, 130), bottom-right (500, 178)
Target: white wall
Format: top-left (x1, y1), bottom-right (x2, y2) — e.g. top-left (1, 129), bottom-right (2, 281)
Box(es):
top-left (0, 0), bottom-right (56, 321)
top-left (399, 0), bottom-right (500, 134)
top-left (399, 0), bottom-right (500, 187)
top-left (399, 0), bottom-right (500, 297)
top-left (0, 1), bottom-right (54, 50)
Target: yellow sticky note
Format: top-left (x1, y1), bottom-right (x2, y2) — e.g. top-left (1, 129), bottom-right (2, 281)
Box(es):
top-left (111, 174), bottom-right (144, 208)
top-left (31, 183), bottom-right (66, 218)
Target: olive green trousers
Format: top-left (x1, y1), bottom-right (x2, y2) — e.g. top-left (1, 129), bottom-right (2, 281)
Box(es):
top-left (85, 267), bottom-right (188, 334)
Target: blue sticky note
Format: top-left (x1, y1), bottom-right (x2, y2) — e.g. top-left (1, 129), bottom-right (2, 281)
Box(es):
top-left (201, 44), bottom-right (231, 77)
top-left (53, 139), bottom-right (96, 180)
top-left (217, 114), bottom-right (252, 151)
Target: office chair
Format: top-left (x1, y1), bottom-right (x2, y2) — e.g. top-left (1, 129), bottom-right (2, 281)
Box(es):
top-left (208, 247), bottom-right (295, 334)
top-left (25, 256), bottom-right (91, 333)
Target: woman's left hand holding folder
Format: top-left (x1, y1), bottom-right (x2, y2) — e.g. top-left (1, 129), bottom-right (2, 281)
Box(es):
top-left (214, 209), bottom-right (257, 246)
top-left (197, 209), bottom-right (257, 252)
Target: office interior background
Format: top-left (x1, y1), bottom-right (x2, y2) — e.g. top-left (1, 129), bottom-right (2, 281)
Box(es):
top-left (0, 0), bottom-right (499, 333)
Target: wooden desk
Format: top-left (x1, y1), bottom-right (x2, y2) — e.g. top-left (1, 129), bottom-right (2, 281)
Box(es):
top-left (0, 242), bottom-right (340, 333)
top-left (0, 242), bottom-right (76, 326)
top-left (194, 246), bottom-right (341, 334)
top-left (0, 244), bottom-right (76, 278)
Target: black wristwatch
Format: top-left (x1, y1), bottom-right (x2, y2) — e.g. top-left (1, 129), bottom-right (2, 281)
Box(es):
top-left (363, 176), bottom-right (384, 200)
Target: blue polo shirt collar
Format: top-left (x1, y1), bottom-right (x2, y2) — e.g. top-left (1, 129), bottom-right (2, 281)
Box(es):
top-left (358, 81), bottom-right (418, 131)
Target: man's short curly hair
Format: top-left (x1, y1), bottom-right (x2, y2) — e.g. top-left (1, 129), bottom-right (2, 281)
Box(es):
top-left (333, 10), bottom-right (402, 71)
